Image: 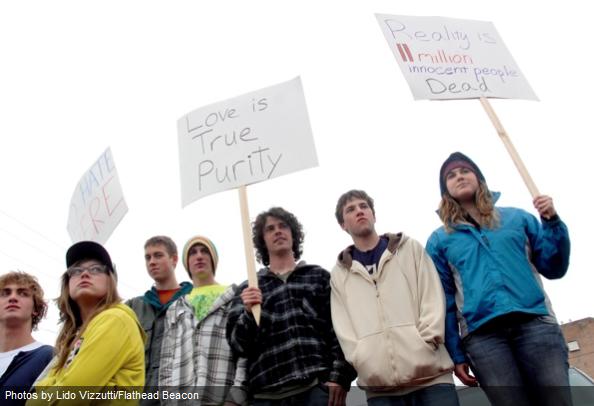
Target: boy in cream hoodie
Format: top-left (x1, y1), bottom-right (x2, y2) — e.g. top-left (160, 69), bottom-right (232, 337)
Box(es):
top-left (331, 190), bottom-right (457, 406)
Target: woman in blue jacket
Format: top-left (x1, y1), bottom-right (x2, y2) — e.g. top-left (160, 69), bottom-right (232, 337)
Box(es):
top-left (426, 152), bottom-right (571, 406)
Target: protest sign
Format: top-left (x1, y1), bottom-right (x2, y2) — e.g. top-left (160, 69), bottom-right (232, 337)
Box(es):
top-left (376, 14), bottom-right (538, 100)
top-left (178, 77), bottom-right (319, 323)
top-left (67, 148), bottom-right (128, 244)
top-left (177, 76), bottom-right (318, 207)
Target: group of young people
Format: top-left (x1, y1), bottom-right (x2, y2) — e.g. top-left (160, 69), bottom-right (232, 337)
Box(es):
top-left (0, 152), bottom-right (571, 406)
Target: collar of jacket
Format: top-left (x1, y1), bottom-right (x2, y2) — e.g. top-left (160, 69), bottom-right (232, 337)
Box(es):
top-left (167, 284), bottom-right (238, 325)
top-left (446, 191), bottom-right (502, 232)
top-left (144, 281), bottom-right (193, 311)
top-left (337, 232), bottom-right (405, 269)
top-left (209, 284), bottom-right (237, 311)
top-left (258, 260), bottom-right (318, 278)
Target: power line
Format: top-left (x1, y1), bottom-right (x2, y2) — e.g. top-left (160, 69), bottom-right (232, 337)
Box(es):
top-left (0, 248), bottom-right (139, 297)
top-left (0, 224), bottom-right (63, 265)
top-left (0, 248), bottom-right (57, 281)
top-left (0, 207), bottom-right (66, 251)
top-left (0, 209), bottom-right (138, 295)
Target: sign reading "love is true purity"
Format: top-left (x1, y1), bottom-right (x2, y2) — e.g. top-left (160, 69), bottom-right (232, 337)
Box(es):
top-left (177, 77), bottom-right (318, 207)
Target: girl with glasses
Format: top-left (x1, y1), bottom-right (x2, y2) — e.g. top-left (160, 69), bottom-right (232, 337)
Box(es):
top-left (28, 241), bottom-right (145, 403)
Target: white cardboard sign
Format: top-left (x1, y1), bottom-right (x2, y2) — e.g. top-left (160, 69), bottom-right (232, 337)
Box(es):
top-left (67, 147), bottom-right (128, 244)
top-left (376, 14), bottom-right (538, 100)
top-left (177, 76), bottom-right (318, 207)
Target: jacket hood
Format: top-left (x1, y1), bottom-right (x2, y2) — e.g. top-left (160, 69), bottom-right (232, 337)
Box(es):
top-left (491, 191), bottom-right (501, 203)
top-left (144, 281), bottom-right (193, 311)
top-left (337, 233), bottom-right (407, 269)
top-left (114, 303), bottom-right (147, 344)
top-left (439, 151), bottom-right (486, 197)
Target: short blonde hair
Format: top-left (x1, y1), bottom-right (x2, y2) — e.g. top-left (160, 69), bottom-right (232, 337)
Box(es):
top-left (0, 271), bottom-right (47, 330)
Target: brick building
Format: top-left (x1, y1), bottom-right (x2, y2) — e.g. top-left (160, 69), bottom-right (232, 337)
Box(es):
top-left (561, 317), bottom-right (594, 379)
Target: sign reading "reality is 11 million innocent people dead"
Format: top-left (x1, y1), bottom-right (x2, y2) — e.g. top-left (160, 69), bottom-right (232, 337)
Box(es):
top-left (376, 14), bottom-right (538, 101)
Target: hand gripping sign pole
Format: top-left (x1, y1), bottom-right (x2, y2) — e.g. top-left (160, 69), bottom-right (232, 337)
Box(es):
top-left (238, 185), bottom-right (261, 325)
top-left (479, 97), bottom-right (540, 198)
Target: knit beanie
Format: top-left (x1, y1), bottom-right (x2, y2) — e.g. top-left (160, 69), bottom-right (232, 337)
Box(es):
top-left (439, 152), bottom-right (486, 196)
top-left (182, 235), bottom-right (219, 275)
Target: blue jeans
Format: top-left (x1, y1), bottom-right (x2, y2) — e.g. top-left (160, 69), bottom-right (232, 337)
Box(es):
top-left (251, 384), bottom-right (328, 406)
top-left (367, 384), bottom-right (459, 406)
top-left (463, 314), bottom-right (572, 406)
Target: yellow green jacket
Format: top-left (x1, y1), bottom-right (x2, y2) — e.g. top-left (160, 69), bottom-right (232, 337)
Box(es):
top-left (28, 304), bottom-right (146, 405)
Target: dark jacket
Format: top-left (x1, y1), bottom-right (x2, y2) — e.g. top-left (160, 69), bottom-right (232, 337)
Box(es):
top-left (226, 263), bottom-right (356, 394)
top-left (1, 345), bottom-right (53, 405)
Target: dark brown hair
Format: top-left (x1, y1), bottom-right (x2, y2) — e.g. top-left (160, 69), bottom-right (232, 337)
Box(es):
top-left (252, 207), bottom-right (304, 266)
top-left (335, 189), bottom-right (375, 225)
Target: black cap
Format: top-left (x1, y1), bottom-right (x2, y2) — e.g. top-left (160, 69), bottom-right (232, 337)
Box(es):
top-left (439, 152), bottom-right (486, 196)
top-left (66, 241), bottom-right (115, 273)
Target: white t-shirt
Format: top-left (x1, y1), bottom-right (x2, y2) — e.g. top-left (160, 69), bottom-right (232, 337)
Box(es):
top-left (0, 341), bottom-right (43, 377)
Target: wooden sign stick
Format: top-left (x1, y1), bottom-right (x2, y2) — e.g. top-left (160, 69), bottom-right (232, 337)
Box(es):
top-left (479, 97), bottom-right (540, 198)
top-left (238, 185), bottom-right (261, 325)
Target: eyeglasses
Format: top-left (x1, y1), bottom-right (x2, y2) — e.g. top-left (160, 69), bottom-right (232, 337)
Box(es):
top-left (66, 265), bottom-right (109, 278)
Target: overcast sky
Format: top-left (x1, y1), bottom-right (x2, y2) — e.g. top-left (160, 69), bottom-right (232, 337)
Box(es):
top-left (1, 0), bottom-right (592, 345)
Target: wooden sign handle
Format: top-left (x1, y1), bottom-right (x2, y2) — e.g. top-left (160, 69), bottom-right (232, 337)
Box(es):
top-left (479, 97), bottom-right (540, 198)
top-left (238, 185), bottom-right (261, 325)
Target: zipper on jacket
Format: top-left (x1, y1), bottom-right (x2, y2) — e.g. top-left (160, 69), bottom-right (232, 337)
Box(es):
top-left (464, 223), bottom-right (491, 250)
top-left (465, 217), bottom-right (491, 249)
top-left (372, 273), bottom-right (400, 384)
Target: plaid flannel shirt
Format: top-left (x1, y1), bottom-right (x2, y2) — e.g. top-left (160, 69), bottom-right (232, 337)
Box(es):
top-left (160, 285), bottom-right (247, 405)
top-left (226, 263), bottom-right (356, 395)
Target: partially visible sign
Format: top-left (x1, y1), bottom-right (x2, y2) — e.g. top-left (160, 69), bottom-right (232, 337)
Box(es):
top-left (376, 14), bottom-right (538, 100)
top-left (67, 148), bottom-right (128, 243)
top-left (177, 76), bottom-right (318, 206)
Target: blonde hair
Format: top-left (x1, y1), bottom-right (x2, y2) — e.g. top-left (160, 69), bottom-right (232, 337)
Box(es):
top-left (0, 271), bottom-right (47, 330)
top-left (53, 265), bottom-right (121, 370)
top-left (438, 181), bottom-right (499, 232)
